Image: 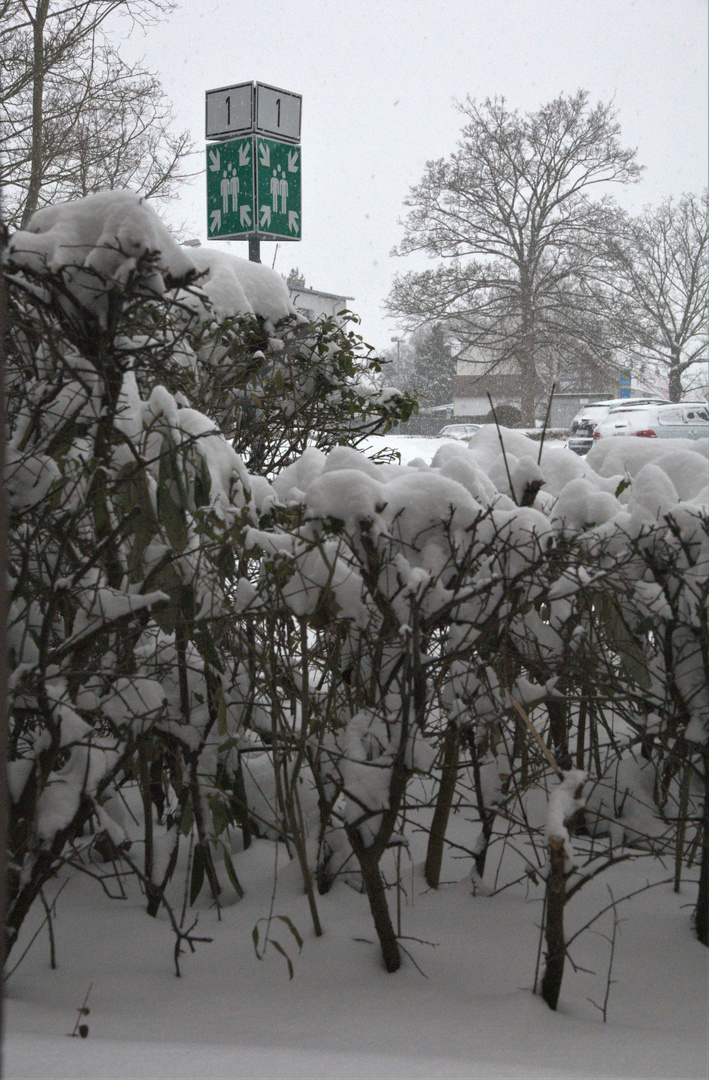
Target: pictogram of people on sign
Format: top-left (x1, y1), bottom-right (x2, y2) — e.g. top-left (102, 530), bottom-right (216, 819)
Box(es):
top-left (221, 164), bottom-right (241, 215)
top-left (271, 165), bottom-right (288, 214)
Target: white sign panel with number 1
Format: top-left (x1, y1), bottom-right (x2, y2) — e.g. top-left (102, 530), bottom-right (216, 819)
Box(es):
top-left (255, 84), bottom-right (302, 142)
top-left (205, 83), bottom-right (253, 140)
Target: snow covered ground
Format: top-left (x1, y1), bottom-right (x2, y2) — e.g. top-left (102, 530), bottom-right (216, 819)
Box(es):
top-left (6, 862), bottom-right (707, 1080)
top-left (363, 432), bottom-right (568, 464)
top-left (5, 775), bottom-right (706, 1079)
top-left (5, 432), bottom-right (708, 1080)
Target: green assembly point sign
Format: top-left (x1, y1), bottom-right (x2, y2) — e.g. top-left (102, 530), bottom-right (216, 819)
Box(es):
top-left (254, 135), bottom-right (301, 240)
top-left (206, 136), bottom-right (254, 239)
top-left (206, 134), bottom-right (301, 242)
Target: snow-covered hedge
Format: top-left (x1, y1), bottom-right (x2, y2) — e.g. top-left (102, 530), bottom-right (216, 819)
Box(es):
top-left (4, 191), bottom-right (707, 996)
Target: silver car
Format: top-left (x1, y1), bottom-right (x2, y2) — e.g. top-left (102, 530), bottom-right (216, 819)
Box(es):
top-left (593, 401), bottom-right (709, 441)
top-left (567, 397), bottom-right (669, 455)
top-left (439, 423), bottom-right (481, 440)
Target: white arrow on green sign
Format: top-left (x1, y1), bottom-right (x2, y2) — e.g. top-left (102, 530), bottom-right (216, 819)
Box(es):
top-left (206, 136), bottom-right (254, 240)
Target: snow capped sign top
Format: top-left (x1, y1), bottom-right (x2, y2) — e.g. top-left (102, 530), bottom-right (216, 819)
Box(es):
top-left (205, 83), bottom-right (302, 144)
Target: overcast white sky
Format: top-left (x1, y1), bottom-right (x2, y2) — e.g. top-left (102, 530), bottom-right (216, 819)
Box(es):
top-left (118, 0), bottom-right (708, 353)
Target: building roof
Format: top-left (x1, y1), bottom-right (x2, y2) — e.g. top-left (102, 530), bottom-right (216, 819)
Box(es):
top-left (454, 373), bottom-right (543, 397)
top-left (288, 286), bottom-right (354, 302)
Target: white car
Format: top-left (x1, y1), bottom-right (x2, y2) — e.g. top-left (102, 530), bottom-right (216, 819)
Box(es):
top-left (593, 401), bottom-right (709, 442)
top-left (439, 423), bottom-right (480, 440)
top-left (567, 397), bottom-right (669, 455)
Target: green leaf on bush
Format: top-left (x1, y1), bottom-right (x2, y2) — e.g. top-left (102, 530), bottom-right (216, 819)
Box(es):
top-left (217, 692), bottom-right (228, 735)
top-left (180, 804), bottom-right (194, 837)
top-left (193, 628), bottom-right (225, 673)
top-left (158, 483), bottom-right (188, 552)
top-left (222, 849), bottom-right (244, 899)
top-left (148, 561), bottom-right (183, 634)
top-left (208, 795), bottom-right (230, 838)
top-left (190, 842), bottom-right (206, 905)
top-left (270, 940), bottom-right (295, 981)
top-left (274, 915), bottom-right (304, 952)
top-left (194, 456), bottom-right (212, 508)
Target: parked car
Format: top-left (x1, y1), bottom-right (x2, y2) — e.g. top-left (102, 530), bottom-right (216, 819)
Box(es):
top-left (567, 397), bottom-right (670, 455)
top-left (593, 401), bottom-right (709, 442)
top-left (439, 423), bottom-right (481, 440)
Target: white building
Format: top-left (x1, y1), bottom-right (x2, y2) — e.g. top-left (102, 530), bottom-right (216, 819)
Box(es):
top-left (452, 342), bottom-right (644, 426)
top-left (287, 284), bottom-right (353, 322)
top-left (453, 344), bottom-right (526, 416)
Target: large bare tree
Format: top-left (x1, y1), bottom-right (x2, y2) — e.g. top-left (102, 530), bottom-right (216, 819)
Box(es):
top-left (387, 91), bottom-right (642, 424)
top-left (607, 191), bottom-right (708, 402)
top-left (0, 0), bottom-right (195, 227)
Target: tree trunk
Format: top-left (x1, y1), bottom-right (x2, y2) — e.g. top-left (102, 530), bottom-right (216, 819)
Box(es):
top-left (347, 825), bottom-right (401, 973)
top-left (541, 837), bottom-right (567, 1009)
top-left (468, 731), bottom-right (498, 881)
top-left (284, 795), bottom-right (323, 938)
top-left (343, 756), bottom-right (410, 973)
top-left (0, 222), bottom-right (9, 1031)
top-left (138, 746), bottom-right (162, 917)
top-left (668, 345), bottom-right (683, 404)
top-left (424, 721), bottom-right (459, 888)
top-left (696, 746), bottom-right (708, 946)
top-left (22, 0), bottom-right (51, 228)
top-left (575, 692), bottom-right (588, 770)
top-left (547, 700), bottom-right (572, 771)
top-left (518, 279), bottom-right (538, 426)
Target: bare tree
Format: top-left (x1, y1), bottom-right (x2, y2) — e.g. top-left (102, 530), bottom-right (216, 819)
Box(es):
top-left (381, 335), bottom-right (416, 397)
top-left (387, 91), bottom-right (642, 424)
top-left (607, 191), bottom-right (708, 402)
top-left (0, 0), bottom-right (195, 227)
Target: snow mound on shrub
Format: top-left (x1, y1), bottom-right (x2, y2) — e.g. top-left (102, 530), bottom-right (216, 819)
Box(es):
top-left (586, 435), bottom-right (708, 480)
top-left (6, 189), bottom-right (297, 331)
top-left (7, 190), bottom-right (195, 323)
top-left (184, 246), bottom-right (297, 325)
